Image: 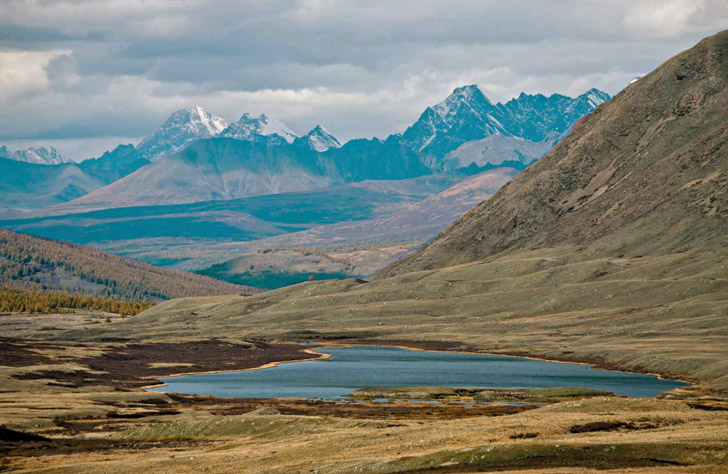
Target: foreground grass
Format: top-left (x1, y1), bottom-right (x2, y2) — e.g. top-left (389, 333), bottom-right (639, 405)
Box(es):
top-left (4, 395), bottom-right (727, 473)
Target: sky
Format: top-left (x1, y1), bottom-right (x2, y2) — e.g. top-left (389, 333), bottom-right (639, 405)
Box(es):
top-left (1, 0), bottom-right (727, 161)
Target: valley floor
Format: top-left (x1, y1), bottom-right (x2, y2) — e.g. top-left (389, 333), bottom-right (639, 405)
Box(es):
top-left (1, 312), bottom-right (727, 473)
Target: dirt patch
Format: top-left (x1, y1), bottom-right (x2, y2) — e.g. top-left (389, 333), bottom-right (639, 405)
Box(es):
top-left (687, 401), bottom-right (728, 411)
top-left (4, 338), bottom-right (322, 389)
top-left (0, 426), bottom-right (49, 442)
top-left (287, 337), bottom-right (474, 353)
top-left (0, 337), bottom-right (62, 366)
top-left (170, 394), bottom-right (534, 420)
top-left (569, 418), bottom-right (671, 433)
top-left (0, 437), bottom-right (201, 461)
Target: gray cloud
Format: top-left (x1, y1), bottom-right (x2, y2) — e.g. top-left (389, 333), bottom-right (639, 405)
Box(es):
top-left (0, 0), bottom-right (726, 160)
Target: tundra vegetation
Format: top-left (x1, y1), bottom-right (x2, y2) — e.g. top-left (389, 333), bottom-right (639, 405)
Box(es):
top-left (2, 31), bottom-right (728, 474)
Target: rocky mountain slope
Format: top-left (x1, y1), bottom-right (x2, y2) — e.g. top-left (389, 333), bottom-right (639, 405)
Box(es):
top-left (220, 113), bottom-right (298, 144)
top-left (136, 106), bottom-right (228, 161)
top-left (402, 85), bottom-right (609, 168)
top-left (294, 125), bottom-right (341, 152)
top-left (380, 30), bottom-right (728, 277)
top-left (0, 229), bottom-right (254, 300)
top-left (0, 145), bottom-right (69, 165)
top-left (0, 146), bottom-right (149, 214)
top-left (94, 31), bottom-right (728, 391)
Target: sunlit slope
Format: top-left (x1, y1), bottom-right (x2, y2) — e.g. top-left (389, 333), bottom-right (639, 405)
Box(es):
top-left (72, 32), bottom-right (728, 390)
top-left (379, 30), bottom-right (728, 277)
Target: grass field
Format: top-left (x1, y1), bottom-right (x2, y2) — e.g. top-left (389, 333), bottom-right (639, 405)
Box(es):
top-left (81, 244), bottom-right (728, 392)
top-left (1, 311), bottom-right (727, 473)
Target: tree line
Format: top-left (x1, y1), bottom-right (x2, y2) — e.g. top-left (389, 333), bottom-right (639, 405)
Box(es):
top-left (0, 229), bottom-right (253, 301)
top-left (0, 286), bottom-right (154, 316)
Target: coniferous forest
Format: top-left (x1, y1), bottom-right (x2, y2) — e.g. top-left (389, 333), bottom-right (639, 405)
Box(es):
top-left (0, 286), bottom-right (153, 315)
top-left (0, 229), bottom-right (255, 301)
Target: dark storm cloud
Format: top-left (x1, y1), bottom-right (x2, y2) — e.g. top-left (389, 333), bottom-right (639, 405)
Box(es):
top-left (0, 0), bottom-right (726, 160)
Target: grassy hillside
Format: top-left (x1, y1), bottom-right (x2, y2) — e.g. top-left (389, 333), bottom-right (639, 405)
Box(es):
top-left (77, 31), bottom-right (728, 392)
top-left (0, 175), bottom-right (461, 273)
top-left (0, 229), bottom-right (255, 301)
top-left (379, 30), bottom-right (728, 277)
top-left (195, 244), bottom-right (418, 289)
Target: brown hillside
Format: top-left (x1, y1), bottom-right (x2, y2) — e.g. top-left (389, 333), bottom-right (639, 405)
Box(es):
top-left (65, 32), bottom-right (728, 391)
top-left (379, 30), bottom-right (728, 277)
top-left (0, 229), bottom-right (256, 300)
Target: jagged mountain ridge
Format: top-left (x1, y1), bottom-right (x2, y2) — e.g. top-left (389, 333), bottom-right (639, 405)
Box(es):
top-left (380, 30), bottom-right (728, 277)
top-left (220, 113), bottom-right (298, 144)
top-left (295, 125), bottom-right (341, 152)
top-left (55, 88), bottom-right (605, 211)
top-left (402, 85), bottom-right (610, 169)
top-left (136, 106), bottom-right (229, 161)
top-left (0, 145), bottom-right (69, 165)
top-left (133, 88), bottom-right (606, 167)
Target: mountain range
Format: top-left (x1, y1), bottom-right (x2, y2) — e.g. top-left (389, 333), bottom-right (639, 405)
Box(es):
top-left (1, 86), bottom-right (610, 286)
top-left (0, 87), bottom-right (609, 215)
top-left (136, 105), bottom-right (228, 161)
top-left (0, 145), bottom-right (69, 165)
top-left (107, 30), bottom-right (728, 395)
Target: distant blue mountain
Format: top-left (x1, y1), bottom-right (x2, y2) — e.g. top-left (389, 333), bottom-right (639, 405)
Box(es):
top-left (1, 86), bottom-right (609, 214)
top-left (0, 145), bottom-right (148, 212)
top-left (402, 85), bottom-right (610, 170)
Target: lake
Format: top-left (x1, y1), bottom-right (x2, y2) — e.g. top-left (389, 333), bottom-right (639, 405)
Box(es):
top-left (148, 345), bottom-right (688, 399)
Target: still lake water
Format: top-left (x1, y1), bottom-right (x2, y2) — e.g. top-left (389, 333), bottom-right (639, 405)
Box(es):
top-left (149, 345), bottom-right (688, 399)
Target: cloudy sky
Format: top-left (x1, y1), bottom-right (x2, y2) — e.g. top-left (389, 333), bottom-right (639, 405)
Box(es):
top-left (1, 0), bottom-right (727, 160)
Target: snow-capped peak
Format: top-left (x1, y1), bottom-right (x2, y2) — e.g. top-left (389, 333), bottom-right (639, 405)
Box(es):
top-left (579, 88), bottom-right (611, 108)
top-left (296, 125), bottom-right (341, 152)
top-left (403, 84), bottom-right (611, 159)
top-left (0, 145), bottom-right (69, 165)
top-left (137, 106), bottom-right (229, 161)
top-left (431, 84), bottom-right (492, 120)
top-left (220, 113), bottom-right (298, 144)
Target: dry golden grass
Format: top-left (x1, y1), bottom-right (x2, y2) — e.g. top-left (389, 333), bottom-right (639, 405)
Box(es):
top-left (85, 245), bottom-right (728, 391)
top-left (4, 396), bottom-right (728, 473)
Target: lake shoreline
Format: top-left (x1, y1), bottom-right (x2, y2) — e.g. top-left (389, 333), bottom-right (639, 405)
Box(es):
top-left (140, 347), bottom-right (332, 390)
top-left (319, 340), bottom-right (694, 386)
top-left (147, 342), bottom-right (689, 399)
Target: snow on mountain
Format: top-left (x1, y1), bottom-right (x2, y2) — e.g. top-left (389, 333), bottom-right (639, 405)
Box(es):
top-left (404, 85), bottom-right (507, 156)
top-left (579, 88), bottom-right (611, 109)
top-left (402, 85), bottom-right (611, 169)
top-left (136, 106), bottom-right (228, 161)
top-left (295, 125), bottom-right (341, 152)
top-left (0, 145), bottom-right (70, 165)
top-left (219, 113), bottom-right (298, 144)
